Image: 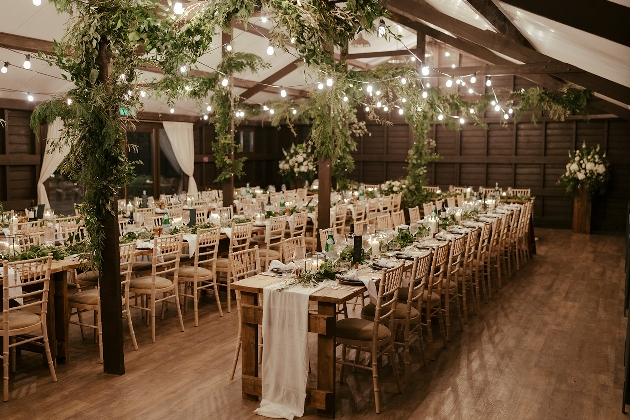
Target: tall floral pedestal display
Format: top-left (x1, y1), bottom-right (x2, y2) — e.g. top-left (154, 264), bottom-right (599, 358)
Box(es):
top-left (572, 187), bottom-right (591, 234)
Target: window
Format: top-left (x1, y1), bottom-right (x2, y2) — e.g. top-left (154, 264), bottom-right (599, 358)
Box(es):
top-left (45, 172), bottom-right (84, 216)
top-left (127, 131), bottom-right (154, 198)
top-left (238, 130), bottom-right (255, 153)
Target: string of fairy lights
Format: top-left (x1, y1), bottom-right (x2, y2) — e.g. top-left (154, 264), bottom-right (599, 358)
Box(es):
top-left (9, 1), bottom-right (516, 120)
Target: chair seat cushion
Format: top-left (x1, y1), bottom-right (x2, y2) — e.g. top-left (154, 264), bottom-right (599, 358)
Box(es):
top-left (441, 280), bottom-right (457, 292)
top-left (361, 302), bottom-right (419, 320)
top-left (252, 234), bottom-right (266, 243)
top-left (0, 310), bottom-right (40, 331)
top-left (258, 249), bottom-right (281, 259)
top-left (76, 270), bottom-right (99, 284)
top-left (420, 291), bottom-right (441, 305)
top-left (215, 258), bottom-right (229, 269)
top-left (68, 289), bottom-right (99, 306)
top-left (129, 276), bottom-right (173, 290)
top-left (336, 318), bottom-right (391, 341)
top-left (132, 261), bottom-right (153, 272)
top-left (178, 265), bottom-right (214, 279)
top-left (397, 287), bottom-right (423, 302)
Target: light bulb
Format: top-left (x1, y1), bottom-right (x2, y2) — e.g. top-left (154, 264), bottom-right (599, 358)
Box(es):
top-left (398, 108), bottom-right (404, 115)
top-left (33, 0), bottom-right (41, 5)
top-left (426, 83), bottom-right (431, 88)
top-left (23, 55), bottom-right (31, 70)
top-left (417, 106), bottom-right (422, 111)
top-left (491, 100), bottom-right (496, 106)
top-left (411, 56), bottom-right (416, 62)
top-left (1, 62), bottom-right (7, 73)
top-left (365, 106), bottom-right (370, 112)
top-left (203, 115), bottom-right (208, 120)
top-left (401, 98), bottom-right (406, 103)
top-left (207, 105), bottom-right (212, 112)
top-left (456, 79), bottom-right (461, 85)
top-left (269, 109), bottom-right (275, 115)
top-left (469, 108), bottom-right (475, 114)
top-left (486, 77), bottom-right (492, 86)
top-left (225, 44), bottom-right (232, 52)
top-left (446, 79), bottom-right (453, 87)
top-left (494, 105), bottom-right (501, 111)
top-left (504, 113), bottom-right (509, 120)
top-left (343, 96), bottom-right (348, 102)
top-left (383, 106), bottom-right (388, 111)
top-left (174, 2), bottom-right (184, 14)
top-left (445, 51), bottom-right (450, 57)
top-left (422, 91), bottom-right (428, 99)
top-left (317, 82), bottom-right (324, 90)
top-left (468, 88), bottom-right (473, 94)
top-left (184, 85), bottom-right (191, 91)
top-left (376, 101), bottom-right (382, 108)
top-left (508, 108), bottom-right (513, 114)
top-left (180, 65), bottom-right (187, 73)
top-left (27, 93), bottom-right (33, 102)
top-left (326, 78), bottom-right (333, 87)
top-left (221, 78), bottom-right (228, 87)
top-left (366, 85), bottom-right (372, 93)
top-left (127, 90), bottom-right (133, 95)
top-left (170, 108), bottom-right (175, 113)
top-left (400, 77), bottom-right (407, 85)
top-left (266, 45), bottom-right (274, 55)
top-left (451, 64), bottom-right (456, 69)
top-left (438, 114), bottom-right (444, 121)
top-left (263, 105), bottom-right (269, 111)
top-left (140, 90), bottom-right (146, 98)
top-left (67, 98), bottom-right (72, 105)
top-left (261, 16), bottom-right (268, 23)
top-left (421, 66), bottom-right (429, 76)
top-left (292, 109), bottom-right (297, 115)
top-left (119, 74), bottom-right (126, 80)
top-left (290, 37), bottom-right (295, 44)
top-left (470, 75), bottom-right (476, 84)
top-left (459, 117), bottom-right (465, 124)
top-left (280, 88), bottom-right (286, 97)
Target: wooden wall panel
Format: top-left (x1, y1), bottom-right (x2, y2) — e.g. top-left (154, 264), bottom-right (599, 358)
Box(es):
top-left (9, 166), bottom-right (36, 201)
top-left (387, 125), bottom-right (410, 155)
top-left (364, 125), bottom-right (385, 155)
top-left (386, 161), bottom-right (407, 180)
top-left (576, 121), bottom-right (605, 149)
top-left (460, 125), bottom-right (485, 156)
top-left (362, 162), bottom-right (385, 184)
top-left (545, 122), bottom-right (573, 156)
top-left (544, 164), bottom-right (566, 188)
top-left (6, 110), bottom-right (34, 155)
top-left (435, 163), bottom-right (456, 186)
top-left (487, 164), bottom-right (512, 187)
top-left (516, 123), bottom-right (543, 156)
top-left (487, 124), bottom-right (513, 156)
top-left (459, 163), bottom-right (485, 187)
top-left (434, 127), bottom-right (456, 156)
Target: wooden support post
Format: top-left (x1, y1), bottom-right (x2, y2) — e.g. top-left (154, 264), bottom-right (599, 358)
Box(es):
top-left (96, 38), bottom-right (125, 375)
top-left (317, 301), bottom-right (336, 418)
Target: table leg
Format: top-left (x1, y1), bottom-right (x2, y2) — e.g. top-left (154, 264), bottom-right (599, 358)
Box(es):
top-left (53, 271), bottom-right (69, 364)
top-left (317, 301), bottom-right (336, 418)
top-left (241, 291), bottom-right (259, 400)
top-left (528, 213), bottom-right (537, 255)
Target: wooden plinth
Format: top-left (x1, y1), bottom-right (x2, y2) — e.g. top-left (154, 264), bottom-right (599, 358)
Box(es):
top-left (572, 187), bottom-right (591, 234)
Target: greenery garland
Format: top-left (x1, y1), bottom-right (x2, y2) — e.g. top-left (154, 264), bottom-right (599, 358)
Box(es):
top-left (511, 84), bottom-right (593, 124)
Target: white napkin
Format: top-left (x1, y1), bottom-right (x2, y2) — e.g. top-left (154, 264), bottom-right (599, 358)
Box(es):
top-left (2, 228), bottom-right (9, 237)
top-left (221, 227), bottom-right (232, 238)
top-left (435, 232), bottom-right (458, 241)
top-left (268, 260), bottom-right (297, 273)
top-left (375, 258), bottom-right (399, 269)
top-left (396, 224), bottom-right (410, 231)
top-left (135, 239), bottom-right (153, 249)
top-left (2, 268), bottom-right (22, 305)
top-left (342, 269), bottom-right (378, 304)
top-left (183, 233), bottom-right (197, 257)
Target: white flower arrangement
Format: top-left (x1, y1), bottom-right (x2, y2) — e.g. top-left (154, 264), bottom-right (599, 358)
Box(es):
top-left (279, 143), bottom-right (317, 182)
top-left (379, 179), bottom-right (407, 196)
top-left (559, 143), bottom-right (610, 200)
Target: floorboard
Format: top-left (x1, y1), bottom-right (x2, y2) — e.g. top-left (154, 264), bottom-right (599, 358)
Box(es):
top-left (1, 228), bottom-right (627, 419)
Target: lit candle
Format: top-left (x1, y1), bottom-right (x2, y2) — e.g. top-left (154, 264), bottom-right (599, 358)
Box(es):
top-left (370, 239), bottom-right (380, 256)
top-left (10, 216), bottom-right (18, 235)
top-left (455, 211), bottom-right (462, 222)
top-left (466, 188), bottom-right (471, 199)
top-left (429, 218), bottom-right (437, 236)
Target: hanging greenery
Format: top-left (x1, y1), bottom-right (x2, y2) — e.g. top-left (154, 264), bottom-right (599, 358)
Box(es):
top-left (511, 84), bottom-right (593, 124)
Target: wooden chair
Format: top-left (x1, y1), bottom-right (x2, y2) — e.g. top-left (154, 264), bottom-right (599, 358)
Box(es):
top-left (216, 206), bottom-right (233, 222)
top-left (456, 194), bottom-right (465, 207)
top-left (255, 216), bottom-right (286, 271)
top-left (354, 220), bottom-right (369, 236)
top-left (177, 227), bottom-right (222, 325)
top-left (515, 204), bottom-right (531, 269)
top-left (216, 222), bottom-right (253, 313)
top-left (353, 202), bottom-right (366, 224)
top-left (67, 243), bottom-right (139, 362)
top-left (458, 227), bottom-right (480, 323)
top-left (134, 208), bottom-right (154, 227)
top-left (288, 212), bottom-right (307, 238)
top-left (408, 206), bottom-right (421, 224)
top-left (366, 198), bottom-right (380, 226)
top-left (423, 243), bottom-right (449, 359)
top-left (332, 204), bottom-right (347, 237)
top-left (229, 247), bottom-right (262, 380)
top-left (486, 217), bottom-right (504, 299)
top-left (129, 233), bottom-right (185, 343)
top-left (510, 188), bottom-right (531, 196)
top-left (446, 197), bottom-right (456, 208)
top-left (282, 236), bottom-right (306, 263)
top-left (440, 235), bottom-right (466, 341)
top-left (168, 203), bottom-right (183, 219)
top-left (391, 193), bottom-right (402, 212)
top-left (318, 227), bottom-right (335, 249)
top-left (337, 263), bottom-right (405, 413)
top-left (476, 222), bottom-right (492, 304)
top-left (241, 203), bottom-right (258, 216)
top-left (391, 210), bottom-right (405, 227)
top-left (435, 200), bottom-right (443, 211)
top-left (195, 209), bottom-right (208, 224)
top-left (379, 196), bottom-right (392, 214)
top-left (498, 211), bottom-right (515, 279)
top-left (377, 214), bottom-right (391, 231)
top-left (296, 188), bottom-right (307, 201)
top-left (422, 202), bottom-right (434, 216)
top-left (1, 255), bottom-right (56, 401)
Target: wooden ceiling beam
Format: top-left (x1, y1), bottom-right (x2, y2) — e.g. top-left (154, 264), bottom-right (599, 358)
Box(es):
top-left (346, 49), bottom-right (413, 60)
top-left (461, 0), bottom-right (533, 48)
top-left (500, 0), bottom-right (630, 48)
top-left (0, 32), bottom-right (55, 55)
top-left (388, 0), bottom-right (630, 105)
top-left (239, 59), bottom-right (300, 100)
top-left (427, 62), bottom-right (585, 78)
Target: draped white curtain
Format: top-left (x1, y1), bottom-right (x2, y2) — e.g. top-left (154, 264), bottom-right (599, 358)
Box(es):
top-left (162, 121), bottom-right (197, 194)
top-left (38, 118), bottom-right (70, 208)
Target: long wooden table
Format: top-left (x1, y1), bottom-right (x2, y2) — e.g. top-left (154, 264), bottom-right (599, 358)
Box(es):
top-left (231, 275), bottom-right (365, 418)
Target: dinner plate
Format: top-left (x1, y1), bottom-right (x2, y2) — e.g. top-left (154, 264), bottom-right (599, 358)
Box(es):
top-left (338, 278), bottom-right (364, 286)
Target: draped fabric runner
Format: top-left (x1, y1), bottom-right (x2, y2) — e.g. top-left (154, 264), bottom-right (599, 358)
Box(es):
top-left (255, 283), bottom-right (314, 420)
top-left (38, 118), bottom-right (71, 208)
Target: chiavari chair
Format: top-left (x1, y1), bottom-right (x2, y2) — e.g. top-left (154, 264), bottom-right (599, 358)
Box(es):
top-left (475, 222), bottom-right (492, 304)
top-left (215, 222), bottom-right (253, 313)
top-left (377, 214), bottom-right (391, 231)
top-left (441, 235), bottom-right (466, 341)
top-left (510, 188), bottom-right (531, 196)
top-left (282, 236), bottom-right (305, 263)
top-left (408, 206), bottom-right (421, 224)
top-left (446, 197), bottom-right (456, 208)
top-left (391, 210), bottom-right (405, 227)
top-left (423, 186), bottom-right (440, 193)
top-left (332, 204), bottom-right (348, 237)
top-left (422, 202), bottom-right (434, 217)
top-left (255, 216), bottom-right (286, 271)
top-left (288, 211), bottom-right (307, 238)
top-left (366, 198), bottom-right (380, 226)
top-left (458, 227), bottom-right (480, 323)
top-left (486, 217), bottom-right (503, 298)
top-left (391, 193), bottom-right (402, 212)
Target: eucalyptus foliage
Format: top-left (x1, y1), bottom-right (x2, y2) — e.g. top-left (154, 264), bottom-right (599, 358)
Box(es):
top-left (511, 84), bottom-right (592, 124)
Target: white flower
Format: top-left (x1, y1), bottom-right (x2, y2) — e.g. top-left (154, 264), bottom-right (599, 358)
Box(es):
top-left (570, 163), bottom-right (578, 172)
top-left (297, 156), bottom-right (304, 163)
top-left (586, 162), bottom-right (594, 171)
top-left (575, 156), bottom-right (579, 161)
top-left (577, 172), bottom-right (585, 180)
top-left (597, 165), bottom-right (606, 174)
top-left (393, 186), bottom-right (399, 191)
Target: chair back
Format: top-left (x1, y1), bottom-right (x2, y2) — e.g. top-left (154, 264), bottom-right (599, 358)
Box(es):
top-left (318, 227), bottom-right (334, 249)
top-left (423, 202), bottom-right (434, 216)
top-left (2, 255), bottom-right (52, 329)
top-left (134, 208), bottom-right (153, 226)
top-left (379, 196), bottom-right (392, 213)
top-left (17, 220), bottom-right (42, 235)
top-left (510, 188), bottom-right (531, 196)
top-left (427, 242), bottom-right (450, 296)
top-left (392, 193), bottom-right (402, 212)
top-left (372, 263), bottom-right (405, 339)
top-left (230, 246), bottom-right (261, 282)
top-left (423, 186), bottom-right (439, 193)
top-left (296, 188), bottom-right (307, 201)
top-left (195, 209), bottom-right (208, 224)
top-left (290, 212), bottom-right (308, 237)
top-left (446, 197), bottom-right (456, 209)
top-left (241, 203), bottom-right (258, 217)
top-left (332, 205), bottom-right (347, 235)
top-left (229, 222), bottom-right (253, 253)
top-left (377, 214), bottom-right (391, 231)
top-left (195, 227), bottom-right (221, 273)
top-left (168, 204), bottom-right (183, 219)
top-left (217, 206), bottom-right (233, 222)
top-left (354, 220), bottom-right (368, 236)
top-left (266, 216), bottom-right (287, 247)
top-left (353, 202), bottom-right (366, 223)
top-left (406, 252), bottom-right (432, 309)
top-left (366, 199), bottom-right (379, 223)
top-left (151, 233), bottom-right (182, 279)
top-left (477, 222), bottom-right (492, 261)
top-left (464, 227), bottom-right (481, 266)
top-left (120, 242), bottom-right (135, 300)
top-left (391, 210), bottom-right (405, 227)
top-left (435, 200), bottom-right (443, 211)
top-left (282, 236), bottom-right (306, 262)
top-left (456, 194), bottom-right (465, 207)
top-left (446, 235), bottom-right (467, 283)
top-left (408, 206), bottom-right (420, 224)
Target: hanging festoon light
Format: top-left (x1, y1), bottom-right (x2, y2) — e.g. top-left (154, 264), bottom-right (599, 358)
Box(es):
top-left (469, 108), bottom-right (475, 114)
top-left (203, 114), bottom-right (209, 120)
top-left (508, 108), bottom-right (513, 114)
top-left (422, 90), bottom-right (428, 99)
top-left (377, 19), bottom-right (387, 37)
top-left (421, 65), bottom-right (429, 76)
top-left (451, 64), bottom-right (456, 69)
top-left (504, 113), bottom-right (509, 120)
top-left (173, 2), bottom-right (184, 15)
top-left (366, 84), bottom-right (373, 93)
top-left (401, 98), bottom-right (407, 103)
top-left (23, 54), bottom-right (31, 70)
top-left (376, 101), bottom-right (382, 108)
top-left (494, 104), bottom-right (501, 111)
top-left (445, 51), bottom-right (450, 57)
top-left (119, 74), bottom-right (126, 80)
top-left (410, 56), bottom-right (416, 62)
top-left (438, 114), bottom-right (444, 121)
top-left (1, 62), bottom-right (8, 74)
top-left (207, 105), bottom-right (212, 112)
top-left (266, 44), bottom-right (274, 55)
top-left (269, 108), bottom-right (275, 115)
top-left (486, 76), bottom-right (492, 87)
top-left (459, 117), bottom-right (465, 124)
top-left (67, 98), bottom-right (73, 105)
top-left (292, 109), bottom-right (297, 115)
top-left (400, 77), bottom-right (407, 85)
top-left (280, 87), bottom-right (287, 98)
top-left (170, 108), bottom-right (175, 113)
top-left (317, 82), bottom-right (324, 90)
top-left (221, 77), bottom-right (229, 87)
top-left (426, 82), bottom-right (431, 88)
top-left (365, 106), bottom-right (370, 112)
top-left (263, 105), bottom-right (269, 111)
top-left (491, 100), bottom-right (496, 106)
top-left (140, 90), bottom-right (147, 98)
top-left (470, 74), bottom-right (477, 84)
top-left (326, 77), bottom-right (333, 87)
top-left (343, 95), bottom-right (348, 102)
top-left (468, 88), bottom-right (473, 94)
top-left (398, 108), bottom-right (404, 115)
top-left (383, 106), bottom-right (388, 112)
top-left (180, 65), bottom-right (187, 73)
top-left (446, 78), bottom-right (453, 88)
top-left (290, 37), bottom-right (296, 44)
top-left (261, 16), bottom-right (268, 23)
top-left (33, 0), bottom-right (41, 5)
top-left (27, 93), bottom-right (34, 102)
top-left (225, 44), bottom-right (233, 52)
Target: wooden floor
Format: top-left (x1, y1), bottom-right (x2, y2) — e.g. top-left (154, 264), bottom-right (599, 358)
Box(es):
top-left (2, 228), bottom-right (627, 419)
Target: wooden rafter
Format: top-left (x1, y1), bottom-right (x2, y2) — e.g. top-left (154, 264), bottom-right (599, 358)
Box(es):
top-left (500, 0), bottom-right (630, 48)
top-left (239, 59), bottom-right (300, 100)
top-left (388, 0), bottom-right (630, 106)
top-left (426, 62), bottom-right (585, 78)
top-left (0, 32), bottom-right (54, 54)
top-left (461, 0), bottom-right (533, 48)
